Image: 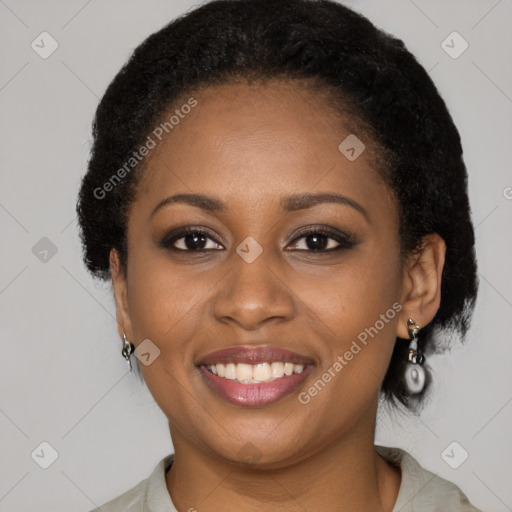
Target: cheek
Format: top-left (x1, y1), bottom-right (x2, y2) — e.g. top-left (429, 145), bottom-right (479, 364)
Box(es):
top-left (294, 249), bottom-right (402, 338)
top-left (291, 247), bottom-right (403, 409)
top-left (124, 249), bottom-right (228, 391)
top-left (126, 253), bottom-right (205, 340)
top-left (124, 255), bottom-right (213, 432)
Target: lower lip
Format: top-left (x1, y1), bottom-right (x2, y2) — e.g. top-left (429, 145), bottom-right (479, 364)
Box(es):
top-left (199, 365), bottom-right (313, 407)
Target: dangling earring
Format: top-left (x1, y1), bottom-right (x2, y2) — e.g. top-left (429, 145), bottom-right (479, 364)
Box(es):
top-left (404, 318), bottom-right (425, 394)
top-left (122, 333), bottom-right (135, 372)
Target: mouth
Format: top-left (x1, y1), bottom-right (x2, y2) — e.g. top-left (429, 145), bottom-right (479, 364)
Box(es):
top-left (197, 346), bottom-right (315, 407)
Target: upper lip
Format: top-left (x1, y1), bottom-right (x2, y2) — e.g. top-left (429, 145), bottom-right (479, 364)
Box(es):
top-left (197, 345), bottom-right (315, 366)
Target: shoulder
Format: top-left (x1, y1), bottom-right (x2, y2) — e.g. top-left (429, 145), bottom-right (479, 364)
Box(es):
top-left (88, 454), bottom-right (175, 512)
top-left (375, 445), bottom-right (483, 512)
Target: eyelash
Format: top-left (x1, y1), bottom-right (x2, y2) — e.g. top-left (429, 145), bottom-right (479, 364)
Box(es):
top-left (159, 226), bottom-right (358, 254)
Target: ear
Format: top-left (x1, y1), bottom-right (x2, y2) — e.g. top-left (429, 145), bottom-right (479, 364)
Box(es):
top-left (397, 233), bottom-right (446, 339)
top-left (110, 248), bottom-right (133, 341)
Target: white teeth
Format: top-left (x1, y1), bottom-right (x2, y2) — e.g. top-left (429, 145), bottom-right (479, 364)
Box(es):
top-left (271, 362), bottom-right (285, 378)
top-left (236, 363), bottom-right (253, 382)
top-left (206, 362), bottom-right (307, 383)
top-left (253, 363), bottom-right (272, 382)
top-left (225, 363), bottom-right (237, 380)
top-left (284, 362), bottom-right (294, 376)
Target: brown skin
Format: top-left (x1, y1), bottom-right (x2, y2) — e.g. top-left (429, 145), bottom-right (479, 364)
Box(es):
top-left (109, 80), bottom-right (446, 511)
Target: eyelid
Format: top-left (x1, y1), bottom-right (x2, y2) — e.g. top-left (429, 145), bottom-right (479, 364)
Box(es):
top-left (159, 225), bottom-right (225, 250)
top-left (288, 224), bottom-right (356, 243)
top-left (286, 226), bottom-right (358, 252)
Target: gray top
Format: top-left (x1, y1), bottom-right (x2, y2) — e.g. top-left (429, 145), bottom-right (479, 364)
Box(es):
top-left (89, 445), bottom-right (483, 511)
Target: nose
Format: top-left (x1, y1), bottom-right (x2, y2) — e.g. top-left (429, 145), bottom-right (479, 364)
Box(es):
top-left (212, 250), bottom-right (296, 331)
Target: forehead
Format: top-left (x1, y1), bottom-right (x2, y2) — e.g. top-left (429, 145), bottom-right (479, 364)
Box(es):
top-left (134, 80), bottom-right (387, 213)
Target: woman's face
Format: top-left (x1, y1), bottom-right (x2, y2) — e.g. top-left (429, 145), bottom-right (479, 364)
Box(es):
top-left (112, 80), bottom-right (408, 466)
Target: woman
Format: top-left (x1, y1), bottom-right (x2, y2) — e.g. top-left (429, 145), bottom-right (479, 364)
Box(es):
top-left (77, 0), bottom-right (481, 510)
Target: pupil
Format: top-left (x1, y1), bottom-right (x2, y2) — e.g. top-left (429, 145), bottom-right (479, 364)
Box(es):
top-left (186, 232), bottom-right (206, 250)
top-left (307, 234), bottom-right (327, 251)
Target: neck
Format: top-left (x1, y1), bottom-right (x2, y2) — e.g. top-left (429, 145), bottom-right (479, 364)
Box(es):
top-left (166, 408), bottom-right (401, 512)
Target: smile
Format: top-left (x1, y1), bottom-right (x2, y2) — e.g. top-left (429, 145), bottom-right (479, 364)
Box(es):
top-left (197, 346), bottom-right (315, 407)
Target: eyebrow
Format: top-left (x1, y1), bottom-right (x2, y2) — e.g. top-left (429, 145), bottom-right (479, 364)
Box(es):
top-left (150, 192), bottom-right (368, 220)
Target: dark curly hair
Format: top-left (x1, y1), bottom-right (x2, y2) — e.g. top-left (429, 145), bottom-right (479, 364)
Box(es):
top-left (76, 0), bottom-right (478, 411)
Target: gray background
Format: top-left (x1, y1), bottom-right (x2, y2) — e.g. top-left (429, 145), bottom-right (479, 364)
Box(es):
top-left (1, 0), bottom-right (511, 510)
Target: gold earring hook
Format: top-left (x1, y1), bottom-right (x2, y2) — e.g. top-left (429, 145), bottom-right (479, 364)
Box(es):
top-left (406, 318), bottom-right (421, 339)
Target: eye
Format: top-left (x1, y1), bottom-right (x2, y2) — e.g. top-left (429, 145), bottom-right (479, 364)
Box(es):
top-left (286, 227), bottom-right (357, 252)
top-left (159, 227), bottom-right (224, 252)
